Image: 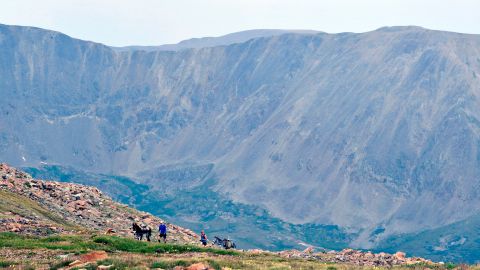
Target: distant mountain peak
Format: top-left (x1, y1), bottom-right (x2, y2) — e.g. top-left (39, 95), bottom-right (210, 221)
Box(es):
top-left (375, 25), bottom-right (427, 32)
top-left (113, 29), bottom-right (321, 52)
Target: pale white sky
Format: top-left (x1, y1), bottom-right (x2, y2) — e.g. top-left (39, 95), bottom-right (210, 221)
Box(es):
top-left (0, 0), bottom-right (479, 47)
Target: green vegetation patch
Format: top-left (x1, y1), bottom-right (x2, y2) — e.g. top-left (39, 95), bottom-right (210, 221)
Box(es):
top-left (151, 259), bottom-right (246, 270)
top-left (49, 259), bottom-right (74, 270)
top-left (0, 261), bottom-right (15, 268)
top-left (403, 262), bottom-right (459, 270)
top-left (0, 233), bottom-right (238, 257)
top-left (151, 260), bottom-right (190, 269)
top-left (92, 235), bottom-right (239, 255)
top-left (0, 232), bottom-right (99, 251)
top-left (375, 214), bottom-right (480, 263)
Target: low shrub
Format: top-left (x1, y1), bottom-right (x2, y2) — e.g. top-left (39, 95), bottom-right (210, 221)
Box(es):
top-left (0, 261), bottom-right (14, 268)
top-left (445, 263), bottom-right (456, 270)
top-left (49, 260), bottom-right (73, 270)
top-left (93, 235), bottom-right (239, 256)
top-left (96, 258), bottom-right (135, 270)
top-left (151, 260), bottom-right (190, 269)
top-left (206, 259), bottom-right (222, 270)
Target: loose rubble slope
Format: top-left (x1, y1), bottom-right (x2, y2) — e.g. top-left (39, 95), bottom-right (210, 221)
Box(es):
top-left (275, 247), bottom-right (437, 267)
top-left (0, 163), bottom-right (198, 243)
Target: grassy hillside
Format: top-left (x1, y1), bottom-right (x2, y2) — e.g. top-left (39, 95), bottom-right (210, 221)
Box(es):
top-left (0, 189), bottom-right (86, 237)
top-left (0, 190), bottom-right (77, 229)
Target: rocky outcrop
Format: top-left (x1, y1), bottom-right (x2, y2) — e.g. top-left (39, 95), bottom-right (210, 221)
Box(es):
top-left (0, 163), bottom-right (198, 243)
top-left (276, 248), bottom-right (435, 267)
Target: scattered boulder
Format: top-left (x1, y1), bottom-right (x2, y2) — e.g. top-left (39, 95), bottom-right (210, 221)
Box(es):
top-left (247, 249), bottom-right (266, 255)
top-left (69, 260), bottom-right (84, 267)
top-left (80, 251), bottom-right (108, 263)
top-left (186, 262), bottom-right (210, 270)
top-left (105, 228), bottom-right (116, 234)
top-left (303, 247), bottom-right (314, 254)
top-left (394, 251), bottom-right (406, 260)
top-left (172, 263), bottom-right (211, 270)
top-left (97, 265), bottom-right (114, 270)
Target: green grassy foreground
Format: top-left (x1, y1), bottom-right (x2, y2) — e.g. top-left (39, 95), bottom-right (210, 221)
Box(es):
top-left (0, 232), bottom-right (237, 256)
top-left (0, 233), bottom-right (325, 269)
top-left (0, 233), bottom-right (472, 270)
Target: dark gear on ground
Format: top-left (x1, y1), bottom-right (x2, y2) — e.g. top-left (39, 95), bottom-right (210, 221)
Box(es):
top-left (213, 236), bottom-right (237, 249)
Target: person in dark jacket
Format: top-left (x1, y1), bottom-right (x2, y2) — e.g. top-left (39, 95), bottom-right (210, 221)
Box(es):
top-left (200, 230), bottom-right (208, 246)
top-left (158, 222), bottom-right (167, 243)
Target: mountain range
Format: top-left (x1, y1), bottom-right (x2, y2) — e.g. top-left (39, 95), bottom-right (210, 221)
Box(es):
top-left (1, 23), bottom-right (480, 262)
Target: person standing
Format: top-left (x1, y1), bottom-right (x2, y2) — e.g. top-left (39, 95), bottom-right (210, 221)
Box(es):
top-left (200, 230), bottom-right (208, 246)
top-left (158, 222), bottom-right (167, 243)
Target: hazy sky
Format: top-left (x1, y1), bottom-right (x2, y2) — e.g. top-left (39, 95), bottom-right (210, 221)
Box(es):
top-left (1, 0), bottom-right (479, 46)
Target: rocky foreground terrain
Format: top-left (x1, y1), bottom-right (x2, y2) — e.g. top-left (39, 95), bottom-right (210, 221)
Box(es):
top-left (0, 163), bottom-right (455, 269)
top-left (0, 163), bottom-right (198, 243)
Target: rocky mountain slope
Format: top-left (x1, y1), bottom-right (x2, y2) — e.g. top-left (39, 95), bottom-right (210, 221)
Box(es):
top-left (1, 23), bottom-right (480, 261)
top-left (0, 163), bottom-right (198, 243)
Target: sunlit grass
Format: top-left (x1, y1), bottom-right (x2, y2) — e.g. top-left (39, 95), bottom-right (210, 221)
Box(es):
top-left (0, 232), bottom-right (238, 256)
